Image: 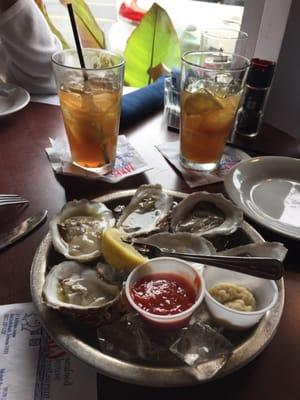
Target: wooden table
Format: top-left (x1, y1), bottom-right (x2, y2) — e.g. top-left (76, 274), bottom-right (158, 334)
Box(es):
top-left (0, 102), bottom-right (299, 399)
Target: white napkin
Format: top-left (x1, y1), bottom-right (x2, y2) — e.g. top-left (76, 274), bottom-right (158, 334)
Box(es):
top-left (156, 141), bottom-right (250, 188)
top-left (0, 303), bottom-right (97, 400)
top-left (45, 135), bottom-right (151, 183)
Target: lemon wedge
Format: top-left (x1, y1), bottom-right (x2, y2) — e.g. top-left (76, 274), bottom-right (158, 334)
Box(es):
top-left (101, 228), bottom-right (147, 271)
top-left (184, 91), bottom-right (223, 115)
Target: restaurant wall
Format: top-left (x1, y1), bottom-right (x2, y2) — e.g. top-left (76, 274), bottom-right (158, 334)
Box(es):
top-left (264, 0), bottom-right (300, 138)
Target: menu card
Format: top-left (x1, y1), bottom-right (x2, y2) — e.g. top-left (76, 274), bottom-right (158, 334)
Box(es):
top-left (0, 303), bottom-right (97, 400)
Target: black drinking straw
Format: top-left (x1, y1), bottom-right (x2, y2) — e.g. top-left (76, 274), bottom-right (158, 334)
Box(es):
top-left (67, 3), bottom-right (88, 80)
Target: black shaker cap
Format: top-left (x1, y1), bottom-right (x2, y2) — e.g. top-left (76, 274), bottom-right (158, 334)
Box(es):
top-left (246, 58), bottom-right (276, 88)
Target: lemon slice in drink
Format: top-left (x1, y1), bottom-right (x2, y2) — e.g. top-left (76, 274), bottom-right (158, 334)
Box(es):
top-left (184, 91), bottom-right (223, 115)
top-left (101, 228), bottom-right (147, 271)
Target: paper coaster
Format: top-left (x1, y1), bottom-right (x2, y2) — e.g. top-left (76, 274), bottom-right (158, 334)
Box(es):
top-left (156, 141), bottom-right (250, 188)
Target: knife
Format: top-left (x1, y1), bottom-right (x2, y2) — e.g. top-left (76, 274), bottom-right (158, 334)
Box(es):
top-left (0, 210), bottom-right (48, 251)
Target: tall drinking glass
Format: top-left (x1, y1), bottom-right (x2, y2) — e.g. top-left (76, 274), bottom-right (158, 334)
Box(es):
top-left (202, 29), bottom-right (248, 56)
top-left (180, 51), bottom-right (249, 172)
top-left (52, 49), bottom-right (124, 174)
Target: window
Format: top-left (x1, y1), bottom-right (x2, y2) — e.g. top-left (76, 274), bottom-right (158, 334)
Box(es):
top-left (44, 0), bottom-right (291, 63)
top-left (43, 0), bottom-right (118, 47)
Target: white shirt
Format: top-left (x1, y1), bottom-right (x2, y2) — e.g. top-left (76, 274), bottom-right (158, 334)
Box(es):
top-left (0, 0), bottom-right (62, 94)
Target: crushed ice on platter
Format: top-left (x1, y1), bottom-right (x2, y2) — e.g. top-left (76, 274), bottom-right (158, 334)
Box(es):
top-left (97, 308), bottom-right (233, 375)
top-left (97, 313), bottom-right (184, 365)
top-left (170, 322), bottom-right (234, 381)
top-left (113, 204), bottom-right (126, 214)
top-left (190, 303), bottom-right (212, 325)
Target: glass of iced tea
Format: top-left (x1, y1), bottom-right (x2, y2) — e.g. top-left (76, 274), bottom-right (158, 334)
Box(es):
top-left (180, 51), bottom-right (249, 172)
top-left (52, 49), bottom-right (124, 174)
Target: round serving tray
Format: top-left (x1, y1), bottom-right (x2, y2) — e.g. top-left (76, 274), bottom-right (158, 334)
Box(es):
top-left (30, 190), bottom-right (284, 387)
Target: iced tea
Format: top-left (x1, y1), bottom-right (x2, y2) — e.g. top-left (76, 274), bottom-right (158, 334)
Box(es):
top-left (52, 48), bottom-right (124, 174)
top-left (59, 85), bottom-right (121, 170)
top-left (180, 89), bottom-right (241, 166)
top-left (179, 51), bottom-right (249, 171)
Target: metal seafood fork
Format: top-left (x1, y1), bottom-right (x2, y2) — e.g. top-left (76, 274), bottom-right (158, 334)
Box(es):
top-left (0, 194), bottom-right (29, 206)
top-left (128, 240), bottom-right (284, 280)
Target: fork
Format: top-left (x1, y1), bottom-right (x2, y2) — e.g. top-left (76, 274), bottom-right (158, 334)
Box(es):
top-left (129, 240), bottom-right (284, 280)
top-left (0, 194), bottom-right (29, 206)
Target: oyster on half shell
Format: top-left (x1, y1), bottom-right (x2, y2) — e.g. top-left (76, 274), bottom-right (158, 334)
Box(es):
top-left (116, 184), bottom-right (173, 238)
top-left (171, 192), bottom-right (243, 238)
top-left (219, 242), bottom-right (288, 262)
top-left (42, 261), bottom-right (120, 326)
top-left (135, 232), bottom-right (216, 255)
top-left (50, 199), bottom-right (115, 262)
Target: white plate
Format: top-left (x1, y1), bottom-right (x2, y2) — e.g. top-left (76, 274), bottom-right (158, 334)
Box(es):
top-left (0, 83), bottom-right (30, 118)
top-left (224, 156), bottom-right (300, 240)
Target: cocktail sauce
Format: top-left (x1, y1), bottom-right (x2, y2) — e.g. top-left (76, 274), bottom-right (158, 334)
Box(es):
top-left (130, 273), bottom-right (196, 315)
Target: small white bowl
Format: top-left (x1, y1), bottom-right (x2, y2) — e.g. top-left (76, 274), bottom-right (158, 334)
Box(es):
top-left (203, 266), bottom-right (278, 330)
top-left (125, 257), bottom-right (205, 330)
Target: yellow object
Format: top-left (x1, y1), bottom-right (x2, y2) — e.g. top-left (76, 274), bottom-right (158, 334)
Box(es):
top-left (209, 282), bottom-right (256, 312)
top-left (184, 91), bottom-right (222, 115)
top-left (101, 228), bottom-right (147, 271)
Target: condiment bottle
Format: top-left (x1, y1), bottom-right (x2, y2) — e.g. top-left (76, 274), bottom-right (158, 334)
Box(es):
top-left (233, 58), bottom-right (276, 137)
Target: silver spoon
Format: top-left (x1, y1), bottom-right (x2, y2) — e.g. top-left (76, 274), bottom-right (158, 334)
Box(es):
top-left (128, 240), bottom-right (284, 280)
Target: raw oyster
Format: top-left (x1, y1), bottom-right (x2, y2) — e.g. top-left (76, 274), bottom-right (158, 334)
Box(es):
top-left (171, 192), bottom-right (243, 238)
top-left (50, 199), bottom-right (115, 262)
top-left (116, 184), bottom-right (173, 238)
top-left (96, 261), bottom-right (128, 284)
top-left (42, 261), bottom-right (120, 326)
top-left (135, 232), bottom-right (216, 255)
top-left (218, 242), bottom-right (288, 262)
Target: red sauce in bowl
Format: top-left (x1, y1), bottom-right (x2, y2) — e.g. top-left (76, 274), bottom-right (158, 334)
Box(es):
top-left (130, 273), bottom-right (197, 315)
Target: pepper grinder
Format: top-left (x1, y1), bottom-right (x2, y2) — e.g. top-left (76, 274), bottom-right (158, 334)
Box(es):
top-left (233, 58), bottom-right (276, 137)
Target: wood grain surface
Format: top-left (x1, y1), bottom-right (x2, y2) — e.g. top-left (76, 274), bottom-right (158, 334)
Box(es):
top-left (0, 102), bottom-right (299, 399)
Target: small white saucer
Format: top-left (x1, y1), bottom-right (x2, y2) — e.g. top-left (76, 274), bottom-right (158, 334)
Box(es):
top-left (0, 83), bottom-right (30, 118)
top-left (224, 156), bottom-right (300, 240)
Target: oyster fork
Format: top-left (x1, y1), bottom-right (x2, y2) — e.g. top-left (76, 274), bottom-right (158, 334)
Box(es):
top-left (0, 194), bottom-right (29, 206)
top-left (128, 240), bottom-right (284, 280)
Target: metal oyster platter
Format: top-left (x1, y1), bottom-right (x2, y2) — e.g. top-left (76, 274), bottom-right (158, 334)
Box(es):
top-left (30, 189), bottom-right (284, 387)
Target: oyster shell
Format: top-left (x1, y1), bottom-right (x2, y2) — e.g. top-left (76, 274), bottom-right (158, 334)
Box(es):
top-left (50, 199), bottom-right (115, 262)
top-left (116, 184), bottom-right (173, 238)
top-left (171, 192), bottom-right (243, 238)
top-left (219, 242), bottom-right (288, 262)
top-left (42, 261), bottom-right (120, 326)
top-left (135, 232), bottom-right (216, 255)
